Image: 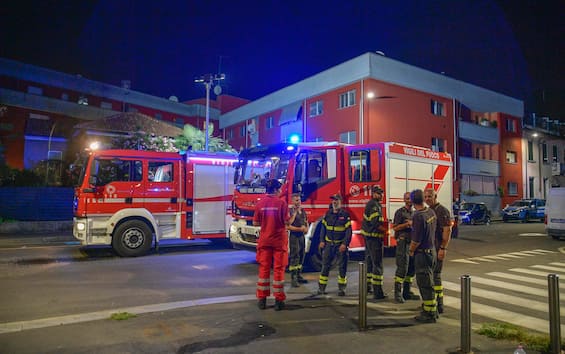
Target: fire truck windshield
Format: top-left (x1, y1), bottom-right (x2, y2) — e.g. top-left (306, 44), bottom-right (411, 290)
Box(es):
top-left (236, 153), bottom-right (291, 191)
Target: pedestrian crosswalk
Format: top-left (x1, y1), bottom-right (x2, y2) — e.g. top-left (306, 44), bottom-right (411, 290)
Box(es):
top-left (443, 262), bottom-right (565, 334)
top-left (450, 249), bottom-right (557, 265)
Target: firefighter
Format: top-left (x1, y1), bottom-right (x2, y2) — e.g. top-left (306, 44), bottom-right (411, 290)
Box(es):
top-left (392, 191), bottom-right (420, 303)
top-left (408, 189), bottom-right (438, 323)
top-left (361, 185), bottom-right (388, 300)
top-left (424, 188), bottom-right (452, 314)
top-left (288, 193), bottom-right (309, 287)
top-left (253, 179), bottom-right (290, 311)
top-left (317, 193), bottom-right (352, 296)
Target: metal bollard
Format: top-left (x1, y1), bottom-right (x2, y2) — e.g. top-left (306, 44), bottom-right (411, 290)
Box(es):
top-left (461, 275), bottom-right (472, 354)
top-left (547, 274), bottom-right (561, 354)
top-left (358, 262), bottom-right (367, 331)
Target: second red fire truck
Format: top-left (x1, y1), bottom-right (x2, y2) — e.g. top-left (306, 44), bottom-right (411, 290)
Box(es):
top-left (229, 141), bottom-right (453, 270)
top-left (73, 149), bottom-right (237, 257)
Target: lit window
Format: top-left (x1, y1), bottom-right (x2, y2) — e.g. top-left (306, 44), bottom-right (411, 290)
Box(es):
top-left (505, 151), bottom-right (517, 163)
top-left (309, 100), bottom-right (323, 117)
top-left (431, 100), bottom-right (444, 116)
top-left (339, 90), bottom-right (356, 108)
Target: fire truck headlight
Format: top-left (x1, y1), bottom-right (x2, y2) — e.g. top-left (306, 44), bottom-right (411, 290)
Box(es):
top-left (76, 222), bottom-right (86, 231)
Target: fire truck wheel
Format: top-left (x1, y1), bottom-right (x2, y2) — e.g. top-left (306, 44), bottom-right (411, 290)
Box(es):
top-left (112, 220), bottom-right (153, 257)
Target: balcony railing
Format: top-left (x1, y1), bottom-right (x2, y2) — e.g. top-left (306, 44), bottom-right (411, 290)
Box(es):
top-left (459, 156), bottom-right (500, 177)
top-left (458, 120), bottom-right (499, 144)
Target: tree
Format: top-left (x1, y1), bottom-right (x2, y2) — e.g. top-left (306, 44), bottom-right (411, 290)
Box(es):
top-left (174, 123), bottom-right (235, 153)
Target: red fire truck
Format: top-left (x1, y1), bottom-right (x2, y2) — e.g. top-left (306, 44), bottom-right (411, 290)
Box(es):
top-left (73, 149), bottom-right (237, 256)
top-left (229, 142), bottom-right (452, 270)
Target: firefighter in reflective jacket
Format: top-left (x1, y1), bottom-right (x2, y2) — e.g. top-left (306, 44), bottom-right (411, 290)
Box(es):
top-left (317, 193), bottom-right (352, 297)
top-left (361, 185), bottom-right (388, 300)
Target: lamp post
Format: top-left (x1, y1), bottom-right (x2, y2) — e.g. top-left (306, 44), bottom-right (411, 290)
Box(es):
top-left (195, 73), bottom-right (225, 151)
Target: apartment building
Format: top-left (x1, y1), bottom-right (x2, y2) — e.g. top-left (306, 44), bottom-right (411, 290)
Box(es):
top-left (219, 52), bottom-right (524, 207)
top-left (0, 57), bottom-right (247, 169)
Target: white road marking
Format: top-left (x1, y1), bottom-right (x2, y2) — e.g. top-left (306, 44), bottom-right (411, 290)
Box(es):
top-left (442, 296), bottom-right (565, 335)
top-left (443, 281), bottom-right (564, 313)
top-left (470, 276), bottom-right (547, 297)
top-left (487, 271), bottom-right (565, 289)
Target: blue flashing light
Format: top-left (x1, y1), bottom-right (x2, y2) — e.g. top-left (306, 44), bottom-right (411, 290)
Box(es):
top-left (289, 134), bottom-right (301, 144)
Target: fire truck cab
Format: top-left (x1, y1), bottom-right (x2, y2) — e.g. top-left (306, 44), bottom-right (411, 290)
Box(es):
top-left (229, 142), bottom-right (452, 270)
top-left (73, 149), bottom-right (236, 257)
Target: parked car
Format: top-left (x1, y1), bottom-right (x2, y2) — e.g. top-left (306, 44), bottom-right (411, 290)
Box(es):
top-left (459, 202), bottom-right (491, 225)
top-left (545, 188), bottom-right (565, 240)
top-left (502, 199), bottom-right (545, 223)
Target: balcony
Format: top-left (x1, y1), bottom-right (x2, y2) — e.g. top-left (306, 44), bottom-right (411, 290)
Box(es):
top-left (458, 120), bottom-right (499, 144)
top-left (459, 156), bottom-right (500, 177)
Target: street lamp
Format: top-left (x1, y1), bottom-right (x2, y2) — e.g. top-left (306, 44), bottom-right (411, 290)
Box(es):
top-left (194, 73), bottom-right (225, 151)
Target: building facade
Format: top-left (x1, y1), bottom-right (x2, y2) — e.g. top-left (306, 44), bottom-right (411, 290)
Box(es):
top-left (0, 57), bottom-right (247, 169)
top-left (219, 52), bottom-right (525, 208)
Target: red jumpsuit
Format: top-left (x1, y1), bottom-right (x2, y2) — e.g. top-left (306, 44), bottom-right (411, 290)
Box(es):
top-left (253, 195), bottom-right (289, 301)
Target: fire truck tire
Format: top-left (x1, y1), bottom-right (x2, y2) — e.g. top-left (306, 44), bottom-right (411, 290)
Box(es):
top-left (112, 220), bottom-right (153, 257)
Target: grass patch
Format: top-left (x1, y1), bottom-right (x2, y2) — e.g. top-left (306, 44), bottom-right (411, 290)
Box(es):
top-left (109, 312), bottom-right (137, 321)
top-left (477, 322), bottom-right (564, 353)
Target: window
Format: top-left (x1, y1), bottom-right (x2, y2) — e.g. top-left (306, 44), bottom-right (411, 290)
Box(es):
top-left (552, 145), bottom-right (558, 162)
top-left (527, 141), bottom-right (534, 161)
top-left (100, 101), bottom-right (113, 109)
top-left (266, 116), bottom-right (274, 129)
top-left (339, 131), bottom-right (356, 144)
top-left (507, 182), bottom-right (518, 196)
top-left (431, 100), bottom-right (444, 116)
top-left (240, 126), bottom-right (245, 137)
top-left (27, 86), bottom-right (43, 95)
top-left (506, 119), bottom-right (516, 132)
top-left (542, 143), bottom-right (548, 162)
top-left (339, 90), bottom-right (356, 108)
top-left (149, 161), bottom-right (174, 182)
top-left (174, 118), bottom-right (184, 128)
top-left (91, 159), bottom-right (142, 186)
top-left (155, 113), bottom-right (162, 120)
top-left (431, 137), bottom-right (445, 152)
top-left (505, 151), bottom-right (517, 163)
top-left (309, 100), bottom-right (323, 117)
top-left (349, 149), bottom-right (381, 182)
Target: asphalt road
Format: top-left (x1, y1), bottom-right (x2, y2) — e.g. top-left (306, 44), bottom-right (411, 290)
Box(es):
top-left (0, 221), bottom-right (563, 353)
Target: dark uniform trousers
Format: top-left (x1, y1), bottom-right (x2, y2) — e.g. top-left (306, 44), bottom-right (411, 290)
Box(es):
top-left (288, 233), bottom-right (305, 273)
top-left (319, 241), bottom-right (349, 289)
top-left (415, 248), bottom-right (437, 313)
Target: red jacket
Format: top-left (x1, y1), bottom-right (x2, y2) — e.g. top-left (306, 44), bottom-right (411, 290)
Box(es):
top-left (253, 195), bottom-right (289, 250)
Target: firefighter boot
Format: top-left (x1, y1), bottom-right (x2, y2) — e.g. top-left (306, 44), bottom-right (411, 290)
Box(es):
top-left (437, 296), bottom-right (444, 314)
top-left (373, 285), bottom-right (388, 300)
top-left (297, 272), bottom-right (308, 284)
top-left (403, 282), bottom-right (420, 301)
top-left (394, 283), bottom-right (405, 303)
top-left (317, 283), bottom-right (327, 295)
top-left (291, 271), bottom-right (300, 288)
top-left (414, 311), bottom-right (437, 323)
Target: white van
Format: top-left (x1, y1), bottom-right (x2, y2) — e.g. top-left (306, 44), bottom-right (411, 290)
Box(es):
top-left (545, 187), bottom-right (565, 240)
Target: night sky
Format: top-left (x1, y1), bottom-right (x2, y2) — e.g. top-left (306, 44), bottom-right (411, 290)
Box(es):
top-left (2, 0), bottom-right (563, 119)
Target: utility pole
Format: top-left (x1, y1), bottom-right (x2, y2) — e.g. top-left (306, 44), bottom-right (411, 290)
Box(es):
top-left (194, 73), bottom-right (225, 151)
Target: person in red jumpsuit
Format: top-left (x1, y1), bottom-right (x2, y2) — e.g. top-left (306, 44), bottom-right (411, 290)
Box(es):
top-left (253, 179), bottom-right (290, 311)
